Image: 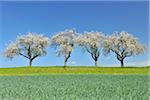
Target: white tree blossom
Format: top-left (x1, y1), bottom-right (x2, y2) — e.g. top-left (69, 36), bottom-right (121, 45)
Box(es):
top-left (51, 29), bottom-right (77, 68)
top-left (75, 31), bottom-right (104, 66)
top-left (103, 31), bottom-right (144, 67)
top-left (4, 32), bottom-right (50, 67)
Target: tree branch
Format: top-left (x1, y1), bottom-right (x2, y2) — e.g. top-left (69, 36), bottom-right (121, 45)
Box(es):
top-left (27, 45), bottom-right (31, 59)
top-left (111, 48), bottom-right (122, 59)
top-left (31, 54), bottom-right (40, 61)
top-left (85, 46), bottom-right (91, 54)
top-left (19, 53), bottom-right (29, 59)
top-left (91, 53), bottom-right (96, 60)
top-left (65, 51), bottom-right (71, 62)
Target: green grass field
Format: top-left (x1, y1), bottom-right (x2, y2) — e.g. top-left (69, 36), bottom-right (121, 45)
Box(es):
top-left (0, 67), bottom-right (149, 99)
top-left (0, 67), bottom-right (149, 76)
top-left (0, 75), bottom-right (149, 100)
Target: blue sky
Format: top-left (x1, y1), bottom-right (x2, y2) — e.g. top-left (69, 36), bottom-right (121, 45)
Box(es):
top-left (0, 1), bottom-right (149, 67)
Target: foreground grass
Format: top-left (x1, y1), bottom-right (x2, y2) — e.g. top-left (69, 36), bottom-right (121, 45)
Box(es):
top-left (0, 75), bottom-right (149, 100)
top-left (0, 67), bottom-right (149, 76)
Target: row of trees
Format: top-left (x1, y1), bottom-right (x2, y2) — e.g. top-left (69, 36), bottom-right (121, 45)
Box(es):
top-left (4, 29), bottom-right (144, 68)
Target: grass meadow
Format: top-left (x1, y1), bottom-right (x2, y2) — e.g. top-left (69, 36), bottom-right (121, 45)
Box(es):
top-left (0, 67), bottom-right (149, 100)
top-left (0, 74), bottom-right (149, 100)
top-left (0, 67), bottom-right (149, 76)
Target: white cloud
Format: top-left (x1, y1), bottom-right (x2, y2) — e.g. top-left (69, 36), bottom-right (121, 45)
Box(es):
top-left (102, 60), bottom-right (149, 67)
top-left (105, 56), bottom-right (111, 60)
top-left (127, 60), bottom-right (148, 66)
top-left (148, 60), bottom-right (150, 66)
top-left (71, 61), bottom-right (76, 65)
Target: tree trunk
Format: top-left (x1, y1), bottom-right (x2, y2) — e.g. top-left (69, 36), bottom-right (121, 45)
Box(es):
top-left (63, 53), bottom-right (71, 69)
top-left (29, 59), bottom-right (32, 68)
top-left (64, 56), bottom-right (68, 69)
top-left (64, 60), bottom-right (67, 69)
top-left (120, 59), bottom-right (124, 67)
top-left (95, 60), bottom-right (99, 67)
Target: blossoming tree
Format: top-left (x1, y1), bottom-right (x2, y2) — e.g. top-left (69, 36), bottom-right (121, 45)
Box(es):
top-left (4, 32), bottom-right (50, 67)
top-left (76, 31), bottom-right (104, 66)
top-left (51, 29), bottom-right (77, 68)
top-left (103, 31), bottom-right (144, 67)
